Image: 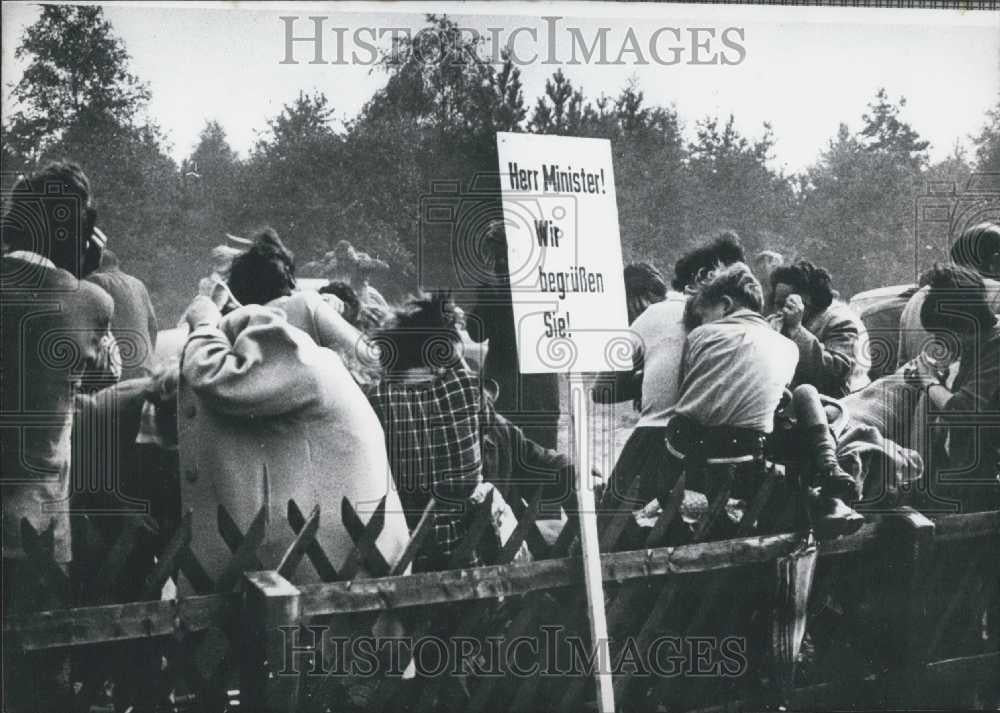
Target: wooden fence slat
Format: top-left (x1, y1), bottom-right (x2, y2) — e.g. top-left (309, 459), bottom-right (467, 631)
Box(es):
top-left (277, 505), bottom-right (321, 581)
top-left (340, 497), bottom-right (389, 581)
top-left (642, 472), bottom-right (687, 548)
top-left (926, 543), bottom-right (993, 657)
top-left (598, 475), bottom-right (644, 552)
top-left (177, 546), bottom-right (215, 595)
top-left (509, 493), bottom-right (552, 560)
top-left (881, 507), bottom-right (936, 706)
top-left (446, 490), bottom-right (495, 567)
top-left (499, 487), bottom-right (544, 564)
top-left (92, 514), bottom-right (158, 604)
top-left (215, 505), bottom-right (268, 593)
top-left (240, 572), bottom-right (302, 713)
top-left (217, 504), bottom-right (264, 571)
top-left (552, 512), bottom-right (579, 556)
top-left (19, 518), bottom-right (70, 607)
top-left (339, 496), bottom-right (390, 577)
top-left (387, 499), bottom-right (438, 577)
top-left (288, 499), bottom-right (339, 582)
top-left (4, 594), bottom-right (235, 650)
top-left (299, 533), bottom-right (812, 617)
top-left (141, 509), bottom-right (194, 600)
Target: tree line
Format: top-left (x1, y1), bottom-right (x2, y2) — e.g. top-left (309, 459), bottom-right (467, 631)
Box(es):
top-left (4, 8), bottom-right (999, 323)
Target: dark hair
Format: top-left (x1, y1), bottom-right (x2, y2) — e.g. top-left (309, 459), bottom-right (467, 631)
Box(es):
top-left (320, 279), bottom-right (362, 326)
top-left (374, 291), bottom-right (462, 372)
top-left (949, 222), bottom-right (1000, 278)
top-left (672, 232), bottom-right (745, 291)
top-left (2, 161), bottom-right (97, 276)
top-left (624, 262), bottom-right (667, 302)
top-left (695, 262), bottom-right (763, 314)
top-left (919, 262), bottom-right (997, 336)
top-left (226, 228), bottom-right (296, 305)
top-left (770, 259), bottom-right (835, 311)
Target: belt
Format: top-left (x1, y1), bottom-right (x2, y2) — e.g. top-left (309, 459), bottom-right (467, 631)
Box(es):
top-left (665, 415), bottom-right (773, 467)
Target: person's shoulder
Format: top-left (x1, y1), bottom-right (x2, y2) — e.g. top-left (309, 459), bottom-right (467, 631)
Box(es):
top-left (2, 255), bottom-right (76, 291)
top-left (634, 294), bottom-right (685, 327)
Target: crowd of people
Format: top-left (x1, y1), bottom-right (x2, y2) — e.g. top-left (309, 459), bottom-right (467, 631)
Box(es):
top-left (3, 160), bottom-right (1000, 706)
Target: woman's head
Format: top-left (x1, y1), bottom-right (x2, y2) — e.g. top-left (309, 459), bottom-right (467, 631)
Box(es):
top-left (919, 263), bottom-right (996, 348)
top-left (770, 259), bottom-right (835, 315)
top-left (226, 228), bottom-right (296, 306)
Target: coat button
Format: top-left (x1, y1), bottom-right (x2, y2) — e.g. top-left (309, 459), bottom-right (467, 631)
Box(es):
top-left (184, 404), bottom-right (196, 419)
top-left (185, 468), bottom-right (198, 484)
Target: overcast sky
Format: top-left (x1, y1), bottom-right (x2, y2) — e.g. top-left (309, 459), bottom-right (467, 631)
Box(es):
top-left (3, 2), bottom-right (998, 174)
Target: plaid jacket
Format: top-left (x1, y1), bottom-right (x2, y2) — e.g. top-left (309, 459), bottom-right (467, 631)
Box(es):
top-left (367, 366), bottom-right (484, 569)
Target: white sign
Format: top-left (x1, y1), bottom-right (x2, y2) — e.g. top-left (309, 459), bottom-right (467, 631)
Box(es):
top-left (496, 132), bottom-right (629, 374)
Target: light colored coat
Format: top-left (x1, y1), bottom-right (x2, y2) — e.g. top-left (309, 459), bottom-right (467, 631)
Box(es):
top-left (177, 304), bottom-right (408, 588)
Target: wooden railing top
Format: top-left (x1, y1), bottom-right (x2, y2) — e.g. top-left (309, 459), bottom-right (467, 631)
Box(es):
top-left (7, 508), bottom-right (998, 652)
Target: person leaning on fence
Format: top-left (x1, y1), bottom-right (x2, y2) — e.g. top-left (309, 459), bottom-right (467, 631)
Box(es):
top-left (1, 161), bottom-right (122, 712)
top-left (663, 262), bottom-right (863, 540)
top-left (366, 291), bottom-right (485, 572)
top-left (897, 222), bottom-right (1000, 369)
top-left (595, 233), bottom-right (746, 529)
top-left (907, 263), bottom-right (1000, 512)
top-left (176, 293), bottom-right (410, 586)
top-left (769, 260), bottom-right (871, 398)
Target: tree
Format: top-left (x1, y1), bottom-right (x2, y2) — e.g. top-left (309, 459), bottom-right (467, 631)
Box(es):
top-left (685, 115), bottom-right (794, 259)
top-left (859, 88), bottom-right (930, 169)
top-left (971, 101), bottom-right (1000, 174)
top-left (528, 70), bottom-right (589, 135)
top-left (5, 5), bottom-right (150, 160)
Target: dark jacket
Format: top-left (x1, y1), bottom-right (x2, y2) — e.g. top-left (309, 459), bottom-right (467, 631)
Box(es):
top-left (87, 266), bottom-right (158, 379)
top-left (482, 400), bottom-right (573, 515)
top-left (776, 302), bottom-right (871, 398)
top-left (939, 326), bottom-right (1000, 511)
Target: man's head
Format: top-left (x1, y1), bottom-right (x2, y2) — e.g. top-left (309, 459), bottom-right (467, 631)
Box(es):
top-left (2, 161), bottom-right (100, 277)
top-left (375, 291), bottom-right (463, 372)
top-left (624, 262), bottom-right (667, 323)
top-left (686, 261), bottom-right (763, 329)
top-left (672, 231), bottom-right (745, 293)
top-left (949, 222), bottom-right (1000, 280)
top-left (920, 262), bottom-right (996, 355)
top-left (226, 227), bottom-right (296, 306)
top-left (770, 259), bottom-right (835, 317)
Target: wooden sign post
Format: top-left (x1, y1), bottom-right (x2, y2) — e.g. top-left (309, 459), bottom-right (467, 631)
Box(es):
top-left (497, 132), bottom-right (629, 713)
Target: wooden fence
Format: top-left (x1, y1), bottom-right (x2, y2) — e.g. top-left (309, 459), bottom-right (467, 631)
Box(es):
top-left (4, 479), bottom-right (999, 712)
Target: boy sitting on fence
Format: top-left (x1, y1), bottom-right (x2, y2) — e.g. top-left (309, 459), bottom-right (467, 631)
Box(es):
top-left (663, 262), bottom-right (862, 540)
top-left (367, 291), bottom-right (485, 572)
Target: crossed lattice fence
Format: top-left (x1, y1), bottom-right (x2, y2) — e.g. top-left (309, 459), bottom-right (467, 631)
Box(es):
top-left (5, 477), bottom-right (999, 712)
